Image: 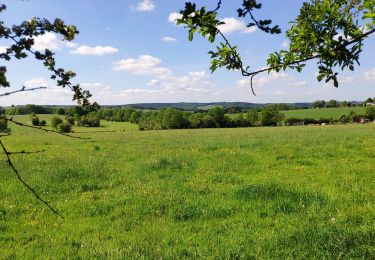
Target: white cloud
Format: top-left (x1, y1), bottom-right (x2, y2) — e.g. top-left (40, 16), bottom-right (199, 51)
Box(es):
top-left (23, 77), bottom-right (50, 88)
top-left (162, 36), bottom-right (177, 42)
top-left (66, 42), bottom-right (79, 48)
top-left (168, 12), bottom-right (183, 24)
top-left (364, 67), bottom-right (375, 81)
top-left (236, 72), bottom-right (292, 88)
top-left (113, 55), bottom-right (171, 76)
top-left (0, 45), bottom-right (8, 53)
top-left (218, 17), bottom-right (256, 35)
top-left (131, 0), bottom-right (155, 12)
top-left (113, 54), bottom-right (213, 98)
top-left (147, 79), bottom-right (160, 86)
top-left (31, 32), bottom-right (60, 51)
top-left (70, 45), bottom-right (119, 56)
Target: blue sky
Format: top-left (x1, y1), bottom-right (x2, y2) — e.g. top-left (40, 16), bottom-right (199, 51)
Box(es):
top-left (0, 0), bottom-right (374, 105)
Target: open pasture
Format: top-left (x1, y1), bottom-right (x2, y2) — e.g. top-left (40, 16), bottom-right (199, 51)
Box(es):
top-left (282, 107), bottom-right (367, 119)
top-left (0, 116), bottom-right (374, 258)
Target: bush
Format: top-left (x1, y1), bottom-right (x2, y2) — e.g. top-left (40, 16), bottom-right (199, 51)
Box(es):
top-left (31, 116), bottom-right (40, 126)
top-left (51, 116), bottom-right (63, 128)
top-left (56, 122), bottom-right (72, 133)
top-left (65, 116), bottom-right (75, 125)
top-left (77, 112), bottom-right (101, 127)
top-left (0, 118), bottom-right (10, 133)
top-left (303, 118), bottom-right (318, 125)
top-left (339, 114), bottom-right (348, 124)
top-left (365, 107), bottom-right (375, 121)
top-left (39, 120), bottom-right (47, 126)
top-left (351, 114), bottom-right (365, 123)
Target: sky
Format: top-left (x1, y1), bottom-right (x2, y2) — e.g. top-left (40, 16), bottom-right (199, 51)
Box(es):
top-left (0, 0), bottom-right (374, 106)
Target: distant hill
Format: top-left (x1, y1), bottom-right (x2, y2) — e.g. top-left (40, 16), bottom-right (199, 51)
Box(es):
top-left (112, 102), bottom-right (314, 111)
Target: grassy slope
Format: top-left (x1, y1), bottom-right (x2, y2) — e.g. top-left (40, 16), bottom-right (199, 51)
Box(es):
top-left (227, 107), bottom-right (366, 120)
top-left (0, 115), bottom-right (374, 258)
top-left (282, 107), bottom-right (366, 119)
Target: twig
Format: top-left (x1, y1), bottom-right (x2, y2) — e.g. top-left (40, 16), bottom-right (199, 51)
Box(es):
top-left (0, 86), bottom-right (47, 97)
top-left (0, 139), bottom-right (63, 218)
top-left (3, 149), bottom-right (46, 155)
top-left (0, 116), bottom-right (91, 140)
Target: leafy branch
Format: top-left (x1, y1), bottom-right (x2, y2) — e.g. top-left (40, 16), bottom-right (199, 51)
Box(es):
top-left (178, 0), bottom-right (375, 93)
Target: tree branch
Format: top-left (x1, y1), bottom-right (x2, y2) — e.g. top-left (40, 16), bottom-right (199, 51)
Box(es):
top-left (0, 86), bottom-right (47, 97)
top-left (0, 138), bottom-right (63, 218)
top-left (3, 149), bottom-right (45, 155)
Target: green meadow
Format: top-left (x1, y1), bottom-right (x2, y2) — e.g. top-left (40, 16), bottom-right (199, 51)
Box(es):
top-left (0, 115), bottom-right (374, 258)
top-left (282, 107), bottom-right (367, 120)
top-left (227, 107), bottom-right (367, 120)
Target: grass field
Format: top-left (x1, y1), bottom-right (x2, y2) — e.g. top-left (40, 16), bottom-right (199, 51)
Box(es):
top-left (0, 115), bottom-right (374, 258)
top-left (282, 107), bottom-right (367, 119)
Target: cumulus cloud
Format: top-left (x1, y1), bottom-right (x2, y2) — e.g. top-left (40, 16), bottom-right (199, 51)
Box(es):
top-left (162, 36), bottom-right (177, 42)
top-left (131, 0), bottom-right (155, 12)
top-left (0, 46), bottom-right (8, 53)
top-left (364, 67), bottom-right (375, 81)
top-left (147, 79), bottom-right (160, 86)
top-left (66, 42), bottom-right (79, 48)
top-left (31, 32), bottom-right (60, 51)
top-left (70, 45), bottom-right (119, 56)
top-left (113, 55), bottom-right (213, 97)
top-left (236, 72), bottom-right (293, 88)
top-left (168, 12), bottom-right (183, 24)
top-left (113, 55), bottom-right (171, 76)
top-left (218, 17), bottom-right (256, 34)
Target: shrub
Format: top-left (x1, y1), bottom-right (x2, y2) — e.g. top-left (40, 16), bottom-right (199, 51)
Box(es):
top-left (56, 122), bottom-right (72, 133)
top-left (39, 120), bottom-right (47, 126)
top-left (365, 107), bottom-right (375, 121)
top-left (351, 114), bottom-right (365, 123)
top-left (303, 118), bottom-right (318, 125)
top-left (285, 117), bottom-right (303, 125)
top-left (51, 116), bottom-right (63, 128)
top-left (65, 116), bottom-right (75, 125)
top-left (31, 116), bottom-right (40, 126)
top-left (0, 118), bottom-right (10, 133)
top-left (77, 112), bottom-right (101, 127)
top-left (339, 114), bottom-right (348, 124)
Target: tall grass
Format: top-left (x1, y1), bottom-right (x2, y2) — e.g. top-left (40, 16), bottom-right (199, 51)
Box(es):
top-left (0, 115), bottom-right (374, 258)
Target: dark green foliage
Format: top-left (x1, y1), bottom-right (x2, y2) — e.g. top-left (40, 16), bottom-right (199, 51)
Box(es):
top-left (5, 104), bottom-right (54, 115)
top-left (77, 112), bottom-right (100, 127)
top-left (0, 118), bottom-right (10, 133)
top-left (65, 116), bottom-right (75, 125)
top-left (55, 107), bottom-right (65, 115)
top-left (365, 107), bottom-right (375, 120)
top-left (56, 122), bottom-right (72, 133)
top-left (39, 120), bottom-right (47, 126)
top-left (51, 116), bottom-right (63, 128)
top-left (246, 109), bottom-right (259, 126)
top-left (260, 109), bottom-right (285, 126)
top-left (326, 100), bottom-right (339, 108)
top-left (208, 106), bottom-right (225, 127)
top-left (339, 114), bottom-right (349, 124)
top-left (30, 116), bottom-right (40, 126)
top-left (312, 100), bottom-right (326, 108)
